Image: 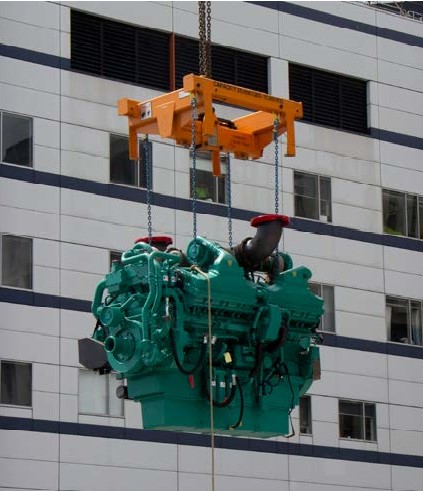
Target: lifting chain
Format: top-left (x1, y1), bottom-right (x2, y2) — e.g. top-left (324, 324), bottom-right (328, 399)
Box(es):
top-left (144, 135), bottom-right (152, 242)
top-left (199, 1), bottom-right (212, 77)
top-left (226, 153), bottom-right (233, 249)
top-left (273, 119), bottom-right (280, 215)
top-left (191, 96), bottom-right (199, 257)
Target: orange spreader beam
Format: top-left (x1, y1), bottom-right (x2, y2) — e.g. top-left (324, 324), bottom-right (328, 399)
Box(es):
top-left (118, 74), bottom-right (303, 177)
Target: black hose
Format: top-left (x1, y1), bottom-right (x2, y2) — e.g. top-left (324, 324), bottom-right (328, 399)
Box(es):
top-left (169, 328), bottom-right (206, 375)
top-left (229, 376), bottom-right (244, 430)
top-left (204, 376), bottom-right (237, 408)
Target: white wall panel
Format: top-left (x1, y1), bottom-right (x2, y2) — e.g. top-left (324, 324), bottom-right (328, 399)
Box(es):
top-left (34, 265), bottom-right (60, 295)
top-left (60, 462), bottom-right (177, 491)
top-left (32, 390), bottom-right (59, 420)
top-left (301, 1), bottom-right (376, 24)
top-left (34, 117), bottom-right (60, 149)
top-left (1, 1), bottom-right (60, 29)
top-left (321, 347), bottom-right (388, 379)
top-left (380, 142), bottom-right (423, 173)
top-left (60, 393), bottom-right (78, 422)
top-left (385, 246), bottom-right (423, 276)
top-left (34, 236), bottom-right (61, 270)
top-left (336, 287), bottom-right (386, 317)
top-left (312, 395), bottom-right (338, 423)
top-left (392, 466), bottom-right (423, 491)
top-left (60, 269), bottom-right (103, 301)
top-left (60, 309), bottom-right (93, 340)
top-left (377, 82), bottom-right (423, 116)
top-left (60, 434), bottom-right (177, 470)
top-left (270, 58), bottom-right (289, 98)
top-left (0, 82), bottom-right (60, 120)
top-left (0, 329), bottom-right (59, 364)
top-left (281, 14), bottom-right (377, 58)
top-left (0, 178), bottom-right (59, 214)
top-left (391, 429), bottom-right (423, 456)
top-left (0, 56), bottom-right (60, 94)
top-left (0, 429), bottom-right (59, 461)
top-left (378, 60), bottom-right (423, 93)
top-left (390, 405), bottom-right (423, 431)
top-left (388, 356), bottom-right (423, 384)
top-left (381, 163), bottom-right (423, 195)
top-left (280, 35), bottom-right (377, 81)
top-left (289, 456), bottom-right (391, 489)
top-left (378, 37), bottom-right (423, 69)
top-left (335, 310), bottom-right (387, 342)
top-left (0, 303), bottom-right (59, 337)
top-left (60, 365), bottom-right (78, 395)
top-left (332, 179), bottom-right (381, 211)
top-left (312, 420), bottom-right (339, 447)
top-left (61, 242), bottom-right (108, 276)
top-left (0, 17), bottom-right (60, 56)
top-left (62, 0), bottom-right (173, 32)
top-left (378, 106), bottom-right (423, 139)
top-left (389, 379), bottom-right (423, 408)
top-left (0, 457), bottom-right (58, 490)
top-left (61, 149), bottom-right (109, 183)
top-left (384, 270), bottom-right (423, 300)
top-left (332, 203), bottom-right (381, 234)
top-left (33, 362), bottom-right (60, 393)
top-left (34, 144), bottom-right (61, 174)
top-left (376, 9), bottom-right (423, 36)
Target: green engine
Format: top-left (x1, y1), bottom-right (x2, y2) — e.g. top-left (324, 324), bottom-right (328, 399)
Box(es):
top-left (79, 214), bottom-right (323, 437)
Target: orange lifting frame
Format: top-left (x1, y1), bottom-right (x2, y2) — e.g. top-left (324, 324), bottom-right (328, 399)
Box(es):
top-left (118, 73), bottom-right (303, 177)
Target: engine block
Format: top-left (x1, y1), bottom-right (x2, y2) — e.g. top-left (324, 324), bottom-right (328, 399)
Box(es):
top-left (80, 215), bottom-right (323, 437)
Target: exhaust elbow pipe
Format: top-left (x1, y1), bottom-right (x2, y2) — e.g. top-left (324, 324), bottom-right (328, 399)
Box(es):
top-left (233, 214), bottom-right (290, 269)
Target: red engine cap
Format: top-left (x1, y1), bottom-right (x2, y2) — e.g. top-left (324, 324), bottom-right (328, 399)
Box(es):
top-left (250, 214), bottom-right (290, 228)
top-left (135, 236), bottom-right (173, 246)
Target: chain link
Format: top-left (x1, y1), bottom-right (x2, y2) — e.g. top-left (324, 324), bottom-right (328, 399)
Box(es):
top-left (206, 1), bottom-right (212, 78)
top-left (273, 119), bottom-right (280, 215)
top-left (199, 1), bottom-right (212, 77)
top-left (144, 135), bottom-right (152, 242)
top-left (226, 153), bottom-right (233, 249)
top-left (191, 97), bottom-right (198, 258)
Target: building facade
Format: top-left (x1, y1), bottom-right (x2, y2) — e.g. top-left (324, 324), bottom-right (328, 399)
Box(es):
top-left (0, 1), bottom-right (422, 490)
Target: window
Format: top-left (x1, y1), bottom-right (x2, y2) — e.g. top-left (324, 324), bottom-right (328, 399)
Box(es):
top-left (299, 395), bottom-right (312, 435)
top-left (0, 111), bottom-right (33, 167)
top-left (0, 361), bottom-right (32, 406)
top-left (110, 250), bottom-right (122, 270)
top-left (383, 189), bottom-right (423, 239)
top-left (386, 296), bottom-right (422, 346)
top-left (294, 171), bottom-right (331, 222)
top-left (71, 10), bottom-right (268, 93)
top-left (175, 36), bottom-right (268, 92)
top-left (1, 235), bottom-right (33, 289)
top-left (339, 400), bottom-right (376, 441)
top-left (190, 152), bottom-right (227, 204)
top-left (289, 64), bottom-right (368, 134)
top-left (79, 370), bottom-right (124, 417)
top-left (309, 283), bottom-right (335, 332)
top-left (71, 10), bottom-right (170, 91)
top-left (110, 134), bottom-right (152, 188)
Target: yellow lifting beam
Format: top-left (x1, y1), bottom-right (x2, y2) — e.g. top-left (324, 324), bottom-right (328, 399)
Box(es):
top-left (118, 73), bottom-right (303, 177)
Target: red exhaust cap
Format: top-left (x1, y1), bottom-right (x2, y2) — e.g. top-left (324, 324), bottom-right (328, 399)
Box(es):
top-left (250, 214), bottom-right (290, 228)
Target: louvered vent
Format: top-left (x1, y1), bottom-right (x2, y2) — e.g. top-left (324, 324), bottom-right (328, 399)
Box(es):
top-left (70, 10), bottom-right (170, 91)
top-left (175, 36), bottom-right (268, 93)
top-left (289, 64), bottom-right (368, 134)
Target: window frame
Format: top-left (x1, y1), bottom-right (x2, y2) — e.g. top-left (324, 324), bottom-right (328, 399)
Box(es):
top-left (0, 234), bottom-right (33, 291)
top-left (382, 188), bottom-right (423, 240)
top-left (0, 359), bottom-right (33, 408)
top-left (309, 283), bottom-right (335, 333)
top-left (0, 110), bottom-right (33, 168)
top-left (109, 250), bottom-right (123, 270)
top-left (78, 369), bottom-right (125, 418)
top-left (338, 399), bottom-right (377, 442)
top-left (189, 151), bottom-right (228, 205)
top-left (109, 133), bottom-right (152, 189)
top-left (386, 295), bottom-right (423, 346)
top-left (293, 171), bottom-right (332, 223)
top-left (299, 395), bottom-right (312, 435)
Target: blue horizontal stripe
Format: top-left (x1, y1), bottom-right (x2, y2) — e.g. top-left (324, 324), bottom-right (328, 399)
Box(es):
top-left (2, 164), bottom-right (423, 254)
top-left (1, 415), bottom-right (422, 468)
top-left (1, 289), bottom-right (422, 360)
top-left (249, 1), bottom-right (423, 48)
top-left (1, 43), bottom-right (423, 151)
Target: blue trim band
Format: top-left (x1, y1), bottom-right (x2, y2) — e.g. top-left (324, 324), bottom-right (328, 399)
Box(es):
top-left (1, 289), bottom-right (422, 360)
top-left (1, 43), bottom-right (422, 151)
top-left (249, 1), bottom-right (423, 48)
top-left (1, 415), bottom-right (422, 468)
top-left (2, 164), bottom-right (423, 254)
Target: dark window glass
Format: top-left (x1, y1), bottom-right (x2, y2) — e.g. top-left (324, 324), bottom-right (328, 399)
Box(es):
top-left (410, 301), bottom-right (422, 346)
top-left (175, 35), bottom-right (268, 93)
top-left (289, 64), bottom-right (368, 134)
top-left (407, 195), bottom-right (418, 238)
top-left (383, 189), bottom-right (406, 236)
top-left (1, 235), bottom-right (32, 289)
top-left (319, 176), bottom-right (332, 222)
top-left (299, 396), bottom-right (312, 434)
top-left (110, 250), bottom-right (122, 270)
top-left (110, 134), bottom-right (151, 188)
top-left (387, 296), bottom-right (409, 343)
top-left (309, 283), bottom-right (335, 332)
top-left (294, 172), bottom-right (319, 220)
top-left (1, 361), bottom-right (32, 406)
top-left (419, 198), bottom-right (423, 240)
top-left (190, 152), bottom-right (227, 204)
top-left (71, 10), bottom-right (170, 91)
top-left (1, 112), bottom-right (32, 167)
top-left (339, 400), bottom-right (376, 441)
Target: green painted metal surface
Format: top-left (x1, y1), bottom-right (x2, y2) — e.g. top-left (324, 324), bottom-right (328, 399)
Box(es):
top-left (89, 235), bottom-right (323, 437)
